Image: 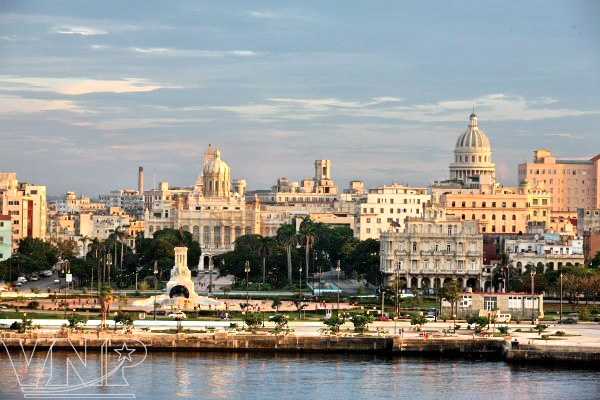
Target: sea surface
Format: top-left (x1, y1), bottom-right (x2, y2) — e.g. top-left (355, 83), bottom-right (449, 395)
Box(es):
top-left (0, 351), bottom-right (599, 400)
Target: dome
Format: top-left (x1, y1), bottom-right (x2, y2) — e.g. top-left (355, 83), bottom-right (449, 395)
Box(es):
top-left (203, 149), bottom-right (230, 176)
top-left (455, 113), bottom-right (490, 151)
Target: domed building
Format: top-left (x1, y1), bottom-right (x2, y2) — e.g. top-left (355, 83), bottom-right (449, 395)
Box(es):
top-left (202, 148), bottom-right (231, 198)
top-left (449, 113), bottom-right (496, 184)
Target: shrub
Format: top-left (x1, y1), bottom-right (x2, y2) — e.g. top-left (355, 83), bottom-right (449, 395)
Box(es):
top-left (270, 314), bottom-right (289, 332)
top-left (498, 326), bottom-right (509, 335)
top-left (67, 313), bottom-right (89, 328)
top-left (31, 287), bottom-right (41, 294)
top-left (244, 315), bottom-right (262, 331)
top-left (410, 313), bottom-right (427, 327)
top-left (555, 331), bottom-right (566, 336)
top-left (26, 301), bottom-right (40, 310)
top-left (515, 328), bottom-right (521, 332)
top-left (323, 316), bottom-right (345, 333)
top-left (351, 313), bottom-right (374, 333)
top-left (578, 308), bottom-right (590, 321)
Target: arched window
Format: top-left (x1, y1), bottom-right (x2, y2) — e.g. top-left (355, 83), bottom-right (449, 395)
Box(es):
top-left (482, 214), bottom-right (486, 219)
top-left (461, 214), bottom-right (465, 220)
top-left (478, 156), bottom-right (482, 162)
top-left (512, 215), bottom-right (516, 221)
top-left (203, 226), bottom-right (210, 245)
top-left (472, 156), bottom-right (475, 162)
top-left (412, 242), bottom-right (417, 252)
top-left (492, 214), bottom-right (496, 220)
top-left (214, 226), bottom-right (221, 247)
top-left (193, 226), bottom-right (200, 241)
top-left (471, 214), bottom-right (476, 220)
top-left (502, 214), bottom-right (506, 220)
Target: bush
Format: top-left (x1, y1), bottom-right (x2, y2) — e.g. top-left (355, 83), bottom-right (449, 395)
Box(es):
top-left (515, 328), bottom-right (521, 332)
top-left (244, 315), bottom-right (262, 331)
top-left (67, 313), bottom-right (89, 329)
top-left (410, 313), bottom-right (427, 327)
top-left (270, 314), bottom-right (289, 332)
top-left (323, 316), bottom-right (345, 333)
top-left (350, 313), bottom-right (374, 333)
top-left (26, 301), bottom-right (40, 310)
top-left (498, 326), bottom-right (509, 335)
top-left (555, 331), bottom-right (566, 336)
top-left (578, 308), bottom-right (590, 321)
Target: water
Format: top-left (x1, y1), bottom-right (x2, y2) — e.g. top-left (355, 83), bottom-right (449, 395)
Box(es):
top-left (1, 351), bottom-right (599, 400)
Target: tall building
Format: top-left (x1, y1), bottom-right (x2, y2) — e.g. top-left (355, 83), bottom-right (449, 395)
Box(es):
top-left (0, 172), bottom-right (46, 249)
top-left (518, 150), bottom-right (600, 211)
top-left (379, 203), bottom-right (486, 290)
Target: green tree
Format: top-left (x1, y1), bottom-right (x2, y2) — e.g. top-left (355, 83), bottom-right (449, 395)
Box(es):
top-left (323, 315), bottom-right (345, 333)
top-left (298, 217), bottom-right (317, 278)
top-left (350, 313), bottom-right (374, 333)
top-left (55, 238), bottom-right (79, 261)
top-left (410, 313), bottom-right (427, 328)
top-left (67, 313), bottom-right (89, 329)
top-left (439, 280), bottom-right (462, 327)
top-left (113, 310), bottom-right (135, 330)
top-left (277, 224), bottom-right (298, 285)
top-left (98, 286), bottom-right (114, 331)
top-left (257, 236), bottom-right (275, 287)
top-left (271, 298), bottom-right (282, 312)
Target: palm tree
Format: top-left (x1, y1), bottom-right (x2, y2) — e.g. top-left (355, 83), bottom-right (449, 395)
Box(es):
top-left (98, 285), bottom-right (115, 331)
top-left (298, 217), bottom-right (317, 280)
top-left (277, 224), bottom-right (297, 285)
top-left (78, 236), bottom-right (90, 259)
top-left (257, 236), bottom-right (275, 286)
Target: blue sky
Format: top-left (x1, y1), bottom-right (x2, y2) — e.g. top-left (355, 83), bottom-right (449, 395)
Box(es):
top-left (0, 0), bottom-right (599, 196)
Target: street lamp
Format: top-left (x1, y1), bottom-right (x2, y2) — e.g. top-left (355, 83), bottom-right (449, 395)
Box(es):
top-left (153, 260), bottom-right (158, 321)
top-left (299, 266), bottom-right (303, 294)
top-left (335, 260), bottom-right (341, 315)
top-left (244, 260), bottom-right (250, 328)
top-left (209, 256), bottom-right (214, 295)
top-left (559, 267), bottom-right (564, 323)
top-left (530, 268), bottom-right (537, 322)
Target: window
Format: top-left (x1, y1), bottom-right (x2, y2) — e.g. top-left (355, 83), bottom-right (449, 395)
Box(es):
top-left (471, 260), bottom-right (476, 270)
top-left (376, 218), bottom-right (381, 223)
top-left (366, 228), bottom-right (371, 234)
top-left (484, 297), bottom-right (498, 311)
top-left (512, 202), bottom-right (517, 207)
top-left (492, 214), bottom-right (496, 220)
top-left (446, 244), bottom-right (451, 252)
top-left (424, 260), bottom-right (429, 270)
top-left (502, 202), bottom-right (507, 208)
top-left (434, 243), bottom-right (440, 251)
top-left (412, 242), bottom-right (417, 252)
top-left (482, 202), bottom-right (486, 208)
top-left (446, 260), bottom-right (452, 270)
top-left (458, 260), bottom-right (464, 271)
top-left (502, 215), bottom-right (506, 220)
top-left (366, 218), bottom-right (371, 223)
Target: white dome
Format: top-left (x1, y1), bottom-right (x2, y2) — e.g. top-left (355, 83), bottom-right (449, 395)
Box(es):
top-left (203, 149), bottom-right (230, 175)
top-left (455, 113), bottom-right (491, 151)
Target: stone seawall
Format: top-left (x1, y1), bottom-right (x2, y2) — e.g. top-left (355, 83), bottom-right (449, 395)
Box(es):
top-left (1, 332), bottom-right (599, 365)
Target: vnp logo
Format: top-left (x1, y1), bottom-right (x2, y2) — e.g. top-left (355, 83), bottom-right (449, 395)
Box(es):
top-left (1, 338), bottom-right (147, 399)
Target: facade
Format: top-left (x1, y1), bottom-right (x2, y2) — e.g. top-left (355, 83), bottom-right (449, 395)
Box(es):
top-left (99, 190), bottom-right (144, 217)
top-left (443, 291), bottom-right (544, 319)
top-left (518, 150), bottom-right (600, 211)
top-left (449, 113), bottom-right (496, 184)
top-left (354, 184), bottom-right (430, 240)
top-left (0, 215), bottom-right (12, 261)
top-left (0, 172), bottom-right (46, 249)
top-left (505, 236), bottom-right (584, 271)
top-left (441, 180), bottom-right (551, 235)
top-left (379, 203), bottom-right (486, 290)
top-left (578, 208), bottom-right (600, 264)
top-left (56, 192), bottom-right (105, 214)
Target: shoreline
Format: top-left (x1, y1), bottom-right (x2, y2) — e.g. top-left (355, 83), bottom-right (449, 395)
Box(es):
top-left (2, 332), bottom-right (600, 366)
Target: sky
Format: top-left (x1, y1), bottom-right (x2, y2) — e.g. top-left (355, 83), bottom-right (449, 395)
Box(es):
top-left (0, 0), bottom-right (599, 197)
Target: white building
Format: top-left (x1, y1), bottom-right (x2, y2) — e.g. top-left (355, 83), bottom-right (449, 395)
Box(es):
top-left (354, 184), bottom-right (431, 240)
top-left (380, 203), bottom-right (487, 291)
top-left (504, 235), bottom-right (584, 270)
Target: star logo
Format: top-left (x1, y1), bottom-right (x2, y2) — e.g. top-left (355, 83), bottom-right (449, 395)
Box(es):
top-left (114, 343), bottom-right (136, 362)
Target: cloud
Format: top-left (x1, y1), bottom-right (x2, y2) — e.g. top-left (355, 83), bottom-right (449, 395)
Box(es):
top-left (0, 95), bottom-right (82, 113)
top-left (52, 25), bottom-right (108, 35)
top-left (206, 94), bottom-right (597, 123)
top-left (0, 76), bottom-right (170, 95)
top-left (129, 47), bottom-right (260, 57)
top-left (545, 133), bottom-right (582, 139)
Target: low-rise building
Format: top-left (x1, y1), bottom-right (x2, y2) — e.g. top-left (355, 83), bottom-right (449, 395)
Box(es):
top-left (505, 235), bottom-right (584, 271)
top-left (442, 291), bottom-right (544, 319)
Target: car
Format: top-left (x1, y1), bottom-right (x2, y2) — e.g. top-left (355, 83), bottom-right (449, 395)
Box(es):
top-left (54, 279), bottom-right (60, 284)
top-left (425, 315), bottom-right (436, 322)
top-left (0, 305), bottom-right (8, 309)
top-left (168, 312), bottom-right (187, 319)
top-left (375, 315), bottom-right (390, 321)
top-left (15, 282), bottom-right (22, 286)
top-left (559, 318), bottom-right (577, 324)
top-left (30, 277), bottom-right (38, 281)
top-left (219, 313), bottom-right (231, 320)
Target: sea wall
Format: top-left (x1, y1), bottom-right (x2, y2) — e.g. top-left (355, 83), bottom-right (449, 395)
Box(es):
top-left (1, 332), bottom-right (599, 364)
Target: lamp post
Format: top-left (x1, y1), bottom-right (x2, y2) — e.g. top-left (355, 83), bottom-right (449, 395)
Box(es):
top-left (299, 266), bottom-right (303, 294)
top-left (335, 260), bottom-right (341, 315)
top-left (209, 256), bottom-right (214, 295)
top-left (153, 261), bottom-right (158, 321)
top-left (530, 268), bottom-right (537, 322)
top-left (559, 268), bottom-right (563, 323)
top-left (381, 290), bottom-right (385, 316)
top-left (61, 260), bottom-right (70, 319)
top-left (244, 260), bottom-right (250, 327)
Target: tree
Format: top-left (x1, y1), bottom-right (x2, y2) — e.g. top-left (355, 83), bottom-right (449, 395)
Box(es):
top-left (14, 238), bottom-right (58, 275)
top-left (323, 315), bottom-right (345, 333)
top-left (270, 314), bottom-right (289, 333)
top-left (67, 313), bottom-right (89, 329)
top-left (467, 315), bottom-right (490, 333)
top-left (113, 310), bottom-right (135, 330)
top-left (55, 238), bottom-right (79, 261)
top-left (298, 217), bottom-right (317, 278)
top-left (350, 313), bottom-right (374, 333)
top-left (271, 298), bottom-right (282, 312)
top-left (244, 314), bottom-right (262, 332)
top-left (439, 280), bottom-right (462, 327)
top-left (257, 236), bottom-right (275, 286)
top-left (410, 313), bottom-right (427, 329)
top-left (277, 224), bottom-right (297, 285)
top-left (98, 286), bottom-right (115, 330)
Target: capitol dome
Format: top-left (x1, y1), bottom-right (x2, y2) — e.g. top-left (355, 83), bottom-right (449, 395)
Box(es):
top-left (202, 148), bottom-right (231, 198)
top-left (449, 113), bottom-right (496, 183)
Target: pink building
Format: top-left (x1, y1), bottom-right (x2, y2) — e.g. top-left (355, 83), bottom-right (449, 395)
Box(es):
top-left (518, 150), bottom-right (600, 212)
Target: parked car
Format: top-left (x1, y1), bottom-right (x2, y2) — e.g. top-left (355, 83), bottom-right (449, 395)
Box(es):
top-left (375, 315), bottom-right (390, 321)
top-left (219, 313), bottom-right (231, 320)
top-left (17, 277), bottom-right (27, 284)
top-left (53, 279), bottom-right (60, 284)
top-left (30, 277), bottom-right (39, 281)
top-left (559, 318), bottom-right (577, 324)
top-left (168, 312), bottom-right (187, 319)
top-left (425, 315), bottom-right (436, 322)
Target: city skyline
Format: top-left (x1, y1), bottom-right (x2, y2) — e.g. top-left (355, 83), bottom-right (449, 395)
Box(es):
top-left (1, 1), bottom-right (599, 195)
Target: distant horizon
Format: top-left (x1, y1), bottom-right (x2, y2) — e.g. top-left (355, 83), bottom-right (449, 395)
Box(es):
top-left (1, 1), bottom-right (598, 196)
